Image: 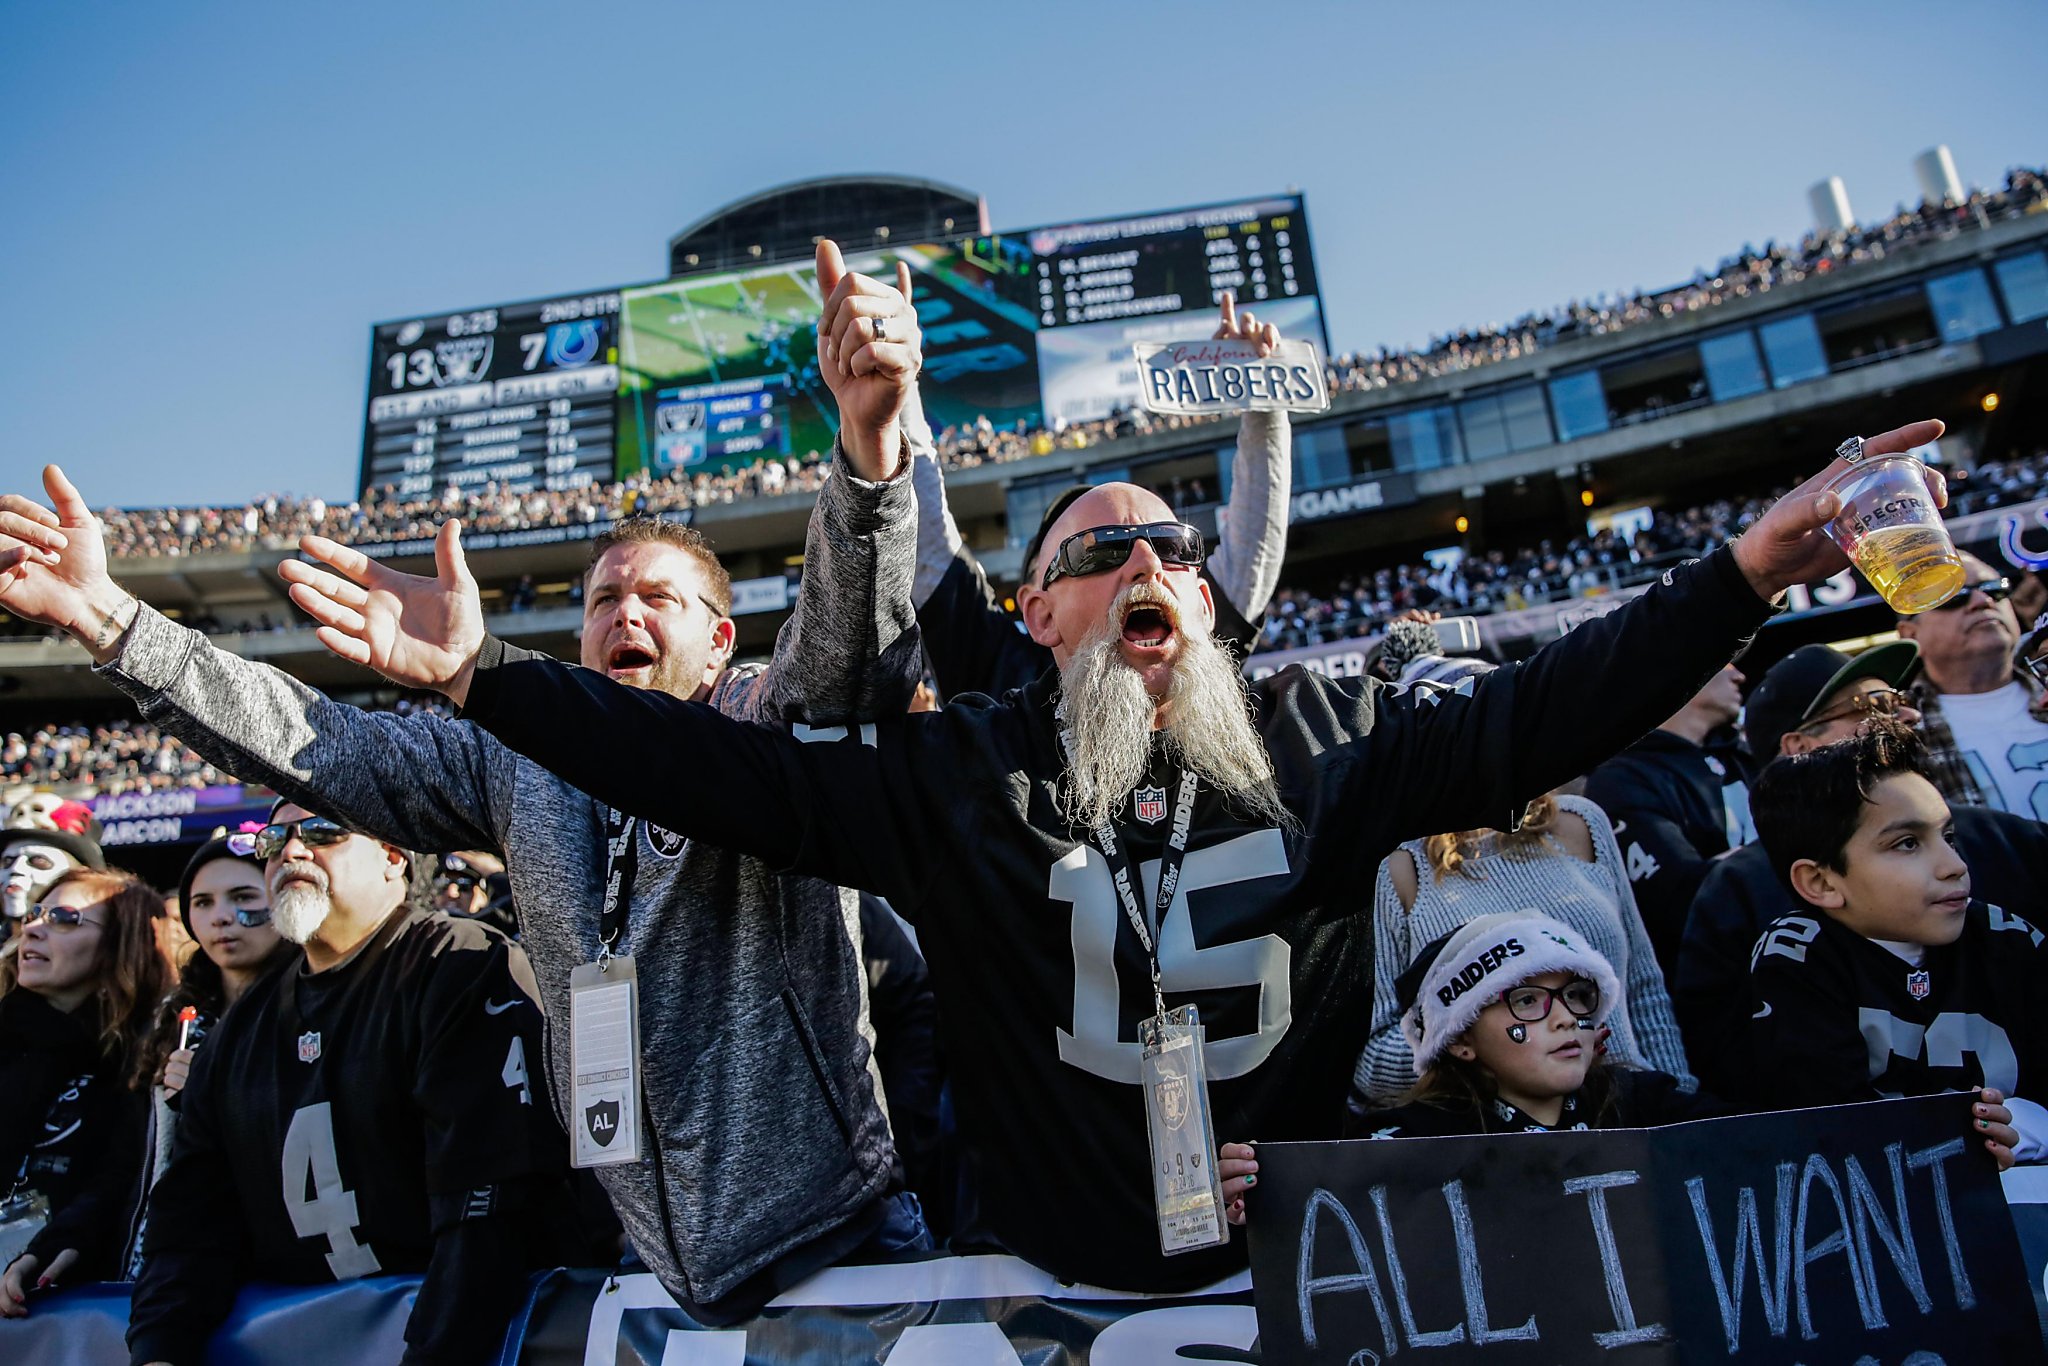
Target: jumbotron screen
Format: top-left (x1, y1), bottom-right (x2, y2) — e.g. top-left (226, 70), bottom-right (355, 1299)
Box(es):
top-left (359, 193), bottom-right (1325, 492)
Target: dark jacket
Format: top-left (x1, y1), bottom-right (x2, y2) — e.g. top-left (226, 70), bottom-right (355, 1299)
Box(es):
top-left (0, 990), bottom-right (149, 1282)
top-left (455, 545), bottom-right (1773, 1293)
top-left (1676, 804), bottom-right (2048, 1101)
top-left (1351, 1066), bottom-right (1723, 1139)
top-left (1584, 726), bottom-right (1751, 972)
top-left (98, 463), bottom-right (920, 1318)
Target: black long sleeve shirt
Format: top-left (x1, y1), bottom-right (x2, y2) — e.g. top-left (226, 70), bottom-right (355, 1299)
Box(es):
top-left (458, 546), bottom-right (1772, 1293)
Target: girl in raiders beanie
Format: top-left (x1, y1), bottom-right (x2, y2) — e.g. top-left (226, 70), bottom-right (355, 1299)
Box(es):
top-left (1348, 913), bottom-right (1722, 1139)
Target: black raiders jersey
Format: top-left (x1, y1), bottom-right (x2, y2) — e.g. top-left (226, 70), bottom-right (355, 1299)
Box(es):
top-left (128, 908), bottom-right (567, 1365)
top-left (1743, 902), bottom-right (2048, 1110)
top-left (460, 546), bottom-right (1775, 1292)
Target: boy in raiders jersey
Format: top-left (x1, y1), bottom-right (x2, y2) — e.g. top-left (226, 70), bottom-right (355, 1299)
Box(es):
top-left (1744, 725), bottom-right (2038, 1167)
top-left (127, 801), bottom-right (572, 1366)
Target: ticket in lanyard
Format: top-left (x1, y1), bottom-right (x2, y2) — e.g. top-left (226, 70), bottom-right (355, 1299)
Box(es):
top-left (568, 955), bottom-right (642, 1167)
top-left (1139, 1003), bottom-right (1228, 1255)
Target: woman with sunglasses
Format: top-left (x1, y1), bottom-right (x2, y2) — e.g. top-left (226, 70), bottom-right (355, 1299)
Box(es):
top-left (0, 868), bottom-right (168, 1315)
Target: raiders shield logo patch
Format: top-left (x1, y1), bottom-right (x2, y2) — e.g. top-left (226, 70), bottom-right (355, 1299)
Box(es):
top-left (297, 1031), bottom-right (322, 1064)
top-left (1907, 968), bottom-right (1932, 1001)
top-left (584, 1098), bottom-right (621, 1147)
top-left (1156, 1074), bottom-right (1190, 1131)
top-left (645, 824), bottom-right (687, 860)
top-left (1133, 786), bottom-right (1167, 825)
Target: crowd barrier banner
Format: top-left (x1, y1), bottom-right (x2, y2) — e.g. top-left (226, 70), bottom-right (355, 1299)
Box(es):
top-left (7, 1104), bottom-right (2047, 1364)
top-left (1246, 1094), bottom-right (2045, 1365)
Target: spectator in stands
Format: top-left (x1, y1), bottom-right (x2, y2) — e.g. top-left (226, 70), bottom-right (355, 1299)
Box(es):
top-left (1345, 917), bottom-right (1716, 1140)
top-left (1676, 642), bottom-right (2048, 1100)
top-left (2, 827), bottom-right (104, 939)
top-left (1583, 662), bottom-right (1752, 972)
top-left (125, 800), bottom-right (572, 1365)
top-left (1896, 553), bottom-right (2048, 813)
top-left (383, 422), bottom-right (1947, 1292)
top-left (1348, 757), bottom-right (1695, 1111)
top-left (0, 240), bottom-right (933, 1325)
top-left (1740, 727), bottom-right (2040, 1168)
top-left (910, 294), bottom-right (1293, 698)
top-left (432, 851), bottom-right (516, 938)
top-left (0, 869), bottom-right (167, 1313)
top-left (117, 831), bottom-right (296, 1276)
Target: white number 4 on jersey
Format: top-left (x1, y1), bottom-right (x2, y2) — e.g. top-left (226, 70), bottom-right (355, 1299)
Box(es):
top-left (281, 1103), bottom-right (382, 1279)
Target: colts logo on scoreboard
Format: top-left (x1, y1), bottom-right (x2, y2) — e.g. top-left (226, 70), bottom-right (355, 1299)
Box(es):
top-left (1133, 786), bottom-right (1167, 825)
top-left (433, 336), bottom-right (494, 387)
top-left (545, 321), bottom-right (601, 369)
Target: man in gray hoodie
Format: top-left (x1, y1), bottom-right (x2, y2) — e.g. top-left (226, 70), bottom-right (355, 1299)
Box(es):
top-left (0, 242), bottom-right (930, 1324)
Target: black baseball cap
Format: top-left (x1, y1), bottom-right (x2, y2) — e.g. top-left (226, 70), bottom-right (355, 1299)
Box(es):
top-left (1743, 641), bottom-right (1920, 760)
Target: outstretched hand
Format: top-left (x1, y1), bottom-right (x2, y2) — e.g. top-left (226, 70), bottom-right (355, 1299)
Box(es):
top-left (1213, 292), bottom-right (1281, 357)
top-left (0, 465), bottom-right (134, 660)
top-left (1729, 419), bottom-right (1947, 601)
top-left (280, 519), bottom-right (486, 704)
top-left (814, 239), bottom-right (922, 480)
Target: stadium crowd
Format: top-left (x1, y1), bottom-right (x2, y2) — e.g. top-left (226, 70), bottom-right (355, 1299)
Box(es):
top-left (85, 169), bottom-right (2046, 565)
top-left (0, 229), bottom-right (2043, 1366)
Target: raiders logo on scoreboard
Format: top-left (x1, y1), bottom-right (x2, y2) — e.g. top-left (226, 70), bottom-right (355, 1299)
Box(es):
top-left (434, 336), bottom-right (494, 386)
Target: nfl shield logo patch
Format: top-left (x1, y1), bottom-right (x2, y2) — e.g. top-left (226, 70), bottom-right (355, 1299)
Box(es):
top-left (1134, 786), bottom-right (1167, 824)
top-left (296, 1031), bottom-right (322, 1064)
top-left (1907, 969), bottom-right (1932, 1001)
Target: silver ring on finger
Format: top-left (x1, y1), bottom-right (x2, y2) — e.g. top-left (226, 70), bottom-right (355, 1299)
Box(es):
top-left (872, 315), bottom-right (889, 343)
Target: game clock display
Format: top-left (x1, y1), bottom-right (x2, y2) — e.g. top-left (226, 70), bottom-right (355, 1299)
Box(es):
top-left (362, 293), bottom-right (620, 498)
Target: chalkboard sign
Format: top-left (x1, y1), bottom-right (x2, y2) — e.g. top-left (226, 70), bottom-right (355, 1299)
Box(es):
top-left (1247, 1094), bottom-right (2043, 1364)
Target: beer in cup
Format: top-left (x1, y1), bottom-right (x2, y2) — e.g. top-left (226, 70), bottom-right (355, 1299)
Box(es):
top-left (1823, 455), bottom-right (1964, 614)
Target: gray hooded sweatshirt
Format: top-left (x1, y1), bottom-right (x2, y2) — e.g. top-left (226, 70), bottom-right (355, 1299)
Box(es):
top-left (96, 460), bottom-right (923, 1310)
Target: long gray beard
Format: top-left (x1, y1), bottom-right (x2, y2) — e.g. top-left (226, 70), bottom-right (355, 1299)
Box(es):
top-left (271, 861), bottom-right (334, 945)
top-left (1056, 601), bottom-right (1293, 834)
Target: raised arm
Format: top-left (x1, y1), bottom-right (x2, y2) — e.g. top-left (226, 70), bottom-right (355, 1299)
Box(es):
top-left (1204, 294), bottom-right (1291, 629)
top-left (0, 467), bottom-right (510, 856)
top-left (1336, 421), bottom-right (1947, 844)
top-left (728, 244), bottom-right (926, 726)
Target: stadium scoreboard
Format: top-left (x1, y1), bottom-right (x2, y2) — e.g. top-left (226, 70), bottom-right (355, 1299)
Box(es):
top-left (993, 199), bottom-right (1320, 329)
top-left (359, 194), bottom-right (1327, 493)
top-left (363, 293), bottom-right (620, 498)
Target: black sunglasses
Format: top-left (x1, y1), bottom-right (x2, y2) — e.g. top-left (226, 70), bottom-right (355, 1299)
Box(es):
top-left (252, 817), bottom-right (351, 862)
top-left (1040, 521), bottom-right (1204, 590)
top-left (26, 904), bottom-right (104, 930)
top-left (1930, 578), bottom-right (2011, 611)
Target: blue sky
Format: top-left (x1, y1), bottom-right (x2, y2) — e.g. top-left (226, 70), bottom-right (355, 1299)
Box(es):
top-left (3, 0), bottom-right (2041, 508)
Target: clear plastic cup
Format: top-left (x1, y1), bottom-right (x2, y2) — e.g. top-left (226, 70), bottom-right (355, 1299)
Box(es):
top-left (1823, 455), bottom-right (1964, 614)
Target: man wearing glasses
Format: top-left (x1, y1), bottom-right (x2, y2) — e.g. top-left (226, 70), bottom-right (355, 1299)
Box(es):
top-left (126, 800), bottom-right (572, 1366)
top-left (1673, 640), bottom-right (2048, 1101)
top-left (308, 419), bottom-right (1957, 1291)
top-left (1896, 551), bottom-right (2048, 814)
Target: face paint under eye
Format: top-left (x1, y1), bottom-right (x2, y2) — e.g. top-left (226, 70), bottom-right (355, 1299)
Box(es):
top-left (1507, 1024), bottom-right (1528, 1043)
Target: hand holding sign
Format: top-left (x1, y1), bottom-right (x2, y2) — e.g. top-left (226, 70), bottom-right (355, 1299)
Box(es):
top-left (1213, 291), bottom-right (1280, 358)
top-left (1220, 1140), bottom-right (1258, 1226)
top-left (814, 240), bottom-right (921, 482)
top-left (1135, 309), bottom-right (1329, 418)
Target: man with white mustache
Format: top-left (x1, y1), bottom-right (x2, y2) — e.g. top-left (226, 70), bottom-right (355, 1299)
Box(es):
top-left (378, 418), bottom-right (1949, 1294)
top-left (126, 799), bottom-right (569, 1366)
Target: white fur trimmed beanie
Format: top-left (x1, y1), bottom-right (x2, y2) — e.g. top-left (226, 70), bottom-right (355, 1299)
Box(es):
top-left (1396, 913), bottom-right (1623, 1074)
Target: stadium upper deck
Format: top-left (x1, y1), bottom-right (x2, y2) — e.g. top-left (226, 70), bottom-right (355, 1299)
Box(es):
top-left (4, 174), bottom-right (2045, 709)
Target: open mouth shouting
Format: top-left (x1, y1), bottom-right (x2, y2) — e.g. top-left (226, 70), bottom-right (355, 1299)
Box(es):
top-left (606, 637), bottom-right (660, 680)
top-left (1117, 589), bottom-right (1180, 662)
